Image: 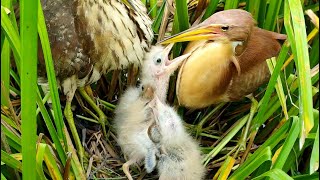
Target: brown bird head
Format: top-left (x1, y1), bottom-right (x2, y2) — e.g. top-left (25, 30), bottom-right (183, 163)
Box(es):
top-left (160, 9), bottom-right (257, 55)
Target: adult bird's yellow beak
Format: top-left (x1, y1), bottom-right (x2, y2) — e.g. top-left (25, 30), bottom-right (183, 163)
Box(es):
top-left (159, 24), bottom-right (226, 44)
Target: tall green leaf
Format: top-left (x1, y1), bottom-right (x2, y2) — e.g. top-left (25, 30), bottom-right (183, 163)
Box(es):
top-left (20, 0), bottom-right (38, 179)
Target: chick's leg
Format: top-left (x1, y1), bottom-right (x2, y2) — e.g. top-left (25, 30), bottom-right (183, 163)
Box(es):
top-left (123, 159), bottom-right (136, 180)
top-left (62, 77), bottom-right (85, 165)
top-left (78, 86), bottom-right (107, 137)
top-left (145, 147), bottom-right (157, 173)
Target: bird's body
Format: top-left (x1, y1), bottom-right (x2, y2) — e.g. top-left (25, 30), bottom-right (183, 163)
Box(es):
top-left (150, 97), bottom-right (205, 180)
top-left (39, 0), bottom-right (153, 90)
top-left (37, 0), bottom-right (154, 163)
top-left (177, 38), bottom-right (236, 107)
top-left (161, 9), bottom-right (286, 109)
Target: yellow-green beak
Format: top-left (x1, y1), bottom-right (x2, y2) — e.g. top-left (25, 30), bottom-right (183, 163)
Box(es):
top-left (121, 0), bottom-right (137, 11)
top-left (159, 24), bottom-right (226, 44)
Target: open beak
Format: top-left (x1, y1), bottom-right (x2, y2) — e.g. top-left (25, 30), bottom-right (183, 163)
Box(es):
top-left (158, 43), bottom-right (191, 76)
top-left (159, 24), bottom-right (226, 44)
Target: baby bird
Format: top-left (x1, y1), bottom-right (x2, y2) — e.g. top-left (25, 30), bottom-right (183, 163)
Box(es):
top-left (114, 84), bottom-right (158, 180)
top-left (114, 44), bottom-right (190, 179)
top-left (150, 96), bottom-right (206, 180)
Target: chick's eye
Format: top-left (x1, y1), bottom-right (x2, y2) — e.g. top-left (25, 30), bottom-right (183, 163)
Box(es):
top-left (221, 26), bottom-right (229, 31)
top-left (154, 58), bottom-right (162, 64)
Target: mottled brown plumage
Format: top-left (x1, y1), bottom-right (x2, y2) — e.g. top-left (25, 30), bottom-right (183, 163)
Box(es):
top-left (39, 0), bottom-right (153, 88)
top-left (160, 9), bottom-right (286, 108)
top-left (37, 0), bottom-right (153, 161)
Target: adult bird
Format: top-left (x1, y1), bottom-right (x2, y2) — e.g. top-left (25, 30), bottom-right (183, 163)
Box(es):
top-left (160, 9), bottom-right (286, 109)
top-left (38, 0), bottom-right (153, 160)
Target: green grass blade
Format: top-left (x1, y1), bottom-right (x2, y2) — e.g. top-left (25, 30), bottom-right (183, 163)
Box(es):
top-left (1, 0), bottom-right (19, 33)
top-left (36, 89), bottom-right (66, 165)
top-left (202, 0), bottom-right (219, 20)
top-left (1, 150), bottom-right (22, 172)
top-left (37, 0), bottom-right (65, 142)
top-left (309, 125), bottom-right (319, 174)
top-left (217, 156), bottom-right (235, 179)
top-left (37, 143), bottom-right (63, 180)
top-left (151, 0), bottom-right (165, 33)
top-left (257, 0), bottom-right (267, 28)
top-left (286, 0), bottom-right (314, 147)
top-left (1, 37), bottom-right (10, 107)
top-left (252, 168), bottom-right (294, 180)
top-left (1, 173), bottom-right (7, 180)
top-left (224, 0), bottom-right (239, 10)
top-left (175, 0), bottom-right (189, 32)
top-left (171, 11), bottom-right (182, 57)
top-left (1, 123), bottom-right (21, 147)
top-left (309, 34), bottom-right (319, 68)
top-left (20, 0), bottom-right (38, 178)
top-left (203, 114), bottom-right (248, 165)
top-left (232, 121), bottom-right (290, 177)
top-left (293, 172), bottom-right (319, 180)
top-left (246, 0), bottom-right (261, 20)
top-left (229, 147), bottom-right (272, 180)
top-left (267, 57), bottom-right (289, 120)
top-left (1, 7), bottom-right (21, 74)
top-left (36, 143), bottom-right (48, 180)
top-left (149, 0), bottom-right (157, 18)
top-left (263, 0), bottom-right (283, 30)
top-left (10, 69), bottom-right (20, 87)
top-left (252, 42), bottom-right (290, 130)
top-left (272, 116), bottom-right (300, 169)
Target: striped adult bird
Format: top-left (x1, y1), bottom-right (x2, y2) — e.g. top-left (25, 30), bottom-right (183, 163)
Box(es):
top-left (38, 0), bottom-right (153, 159)
top-left (160, 9), bottom-right (286, 109)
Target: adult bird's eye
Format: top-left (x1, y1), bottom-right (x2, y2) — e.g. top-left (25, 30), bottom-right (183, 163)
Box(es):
top-left (221, 25), bottom-right (229, 31)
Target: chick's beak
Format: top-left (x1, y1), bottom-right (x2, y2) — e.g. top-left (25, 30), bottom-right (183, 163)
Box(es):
top-left (159, 24), bottom-right (226, 44)
top-left (158, 43), bottom-right (191, 76)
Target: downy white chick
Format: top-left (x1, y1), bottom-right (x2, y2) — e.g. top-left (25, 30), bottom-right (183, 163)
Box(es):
top-left (114, 44), bottom-right (190, 179)
top-left (150, 96), bottom-right (206, 180)
top-left (114, 84), bottom-right (157, 180)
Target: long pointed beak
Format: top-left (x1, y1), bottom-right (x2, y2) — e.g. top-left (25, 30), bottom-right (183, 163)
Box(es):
top-left (156, 43), bottom-right (191, 76)
top-left (164, 53), bottom-right (191, 75)
top-left (159, 24), bottom-right (226, 44)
